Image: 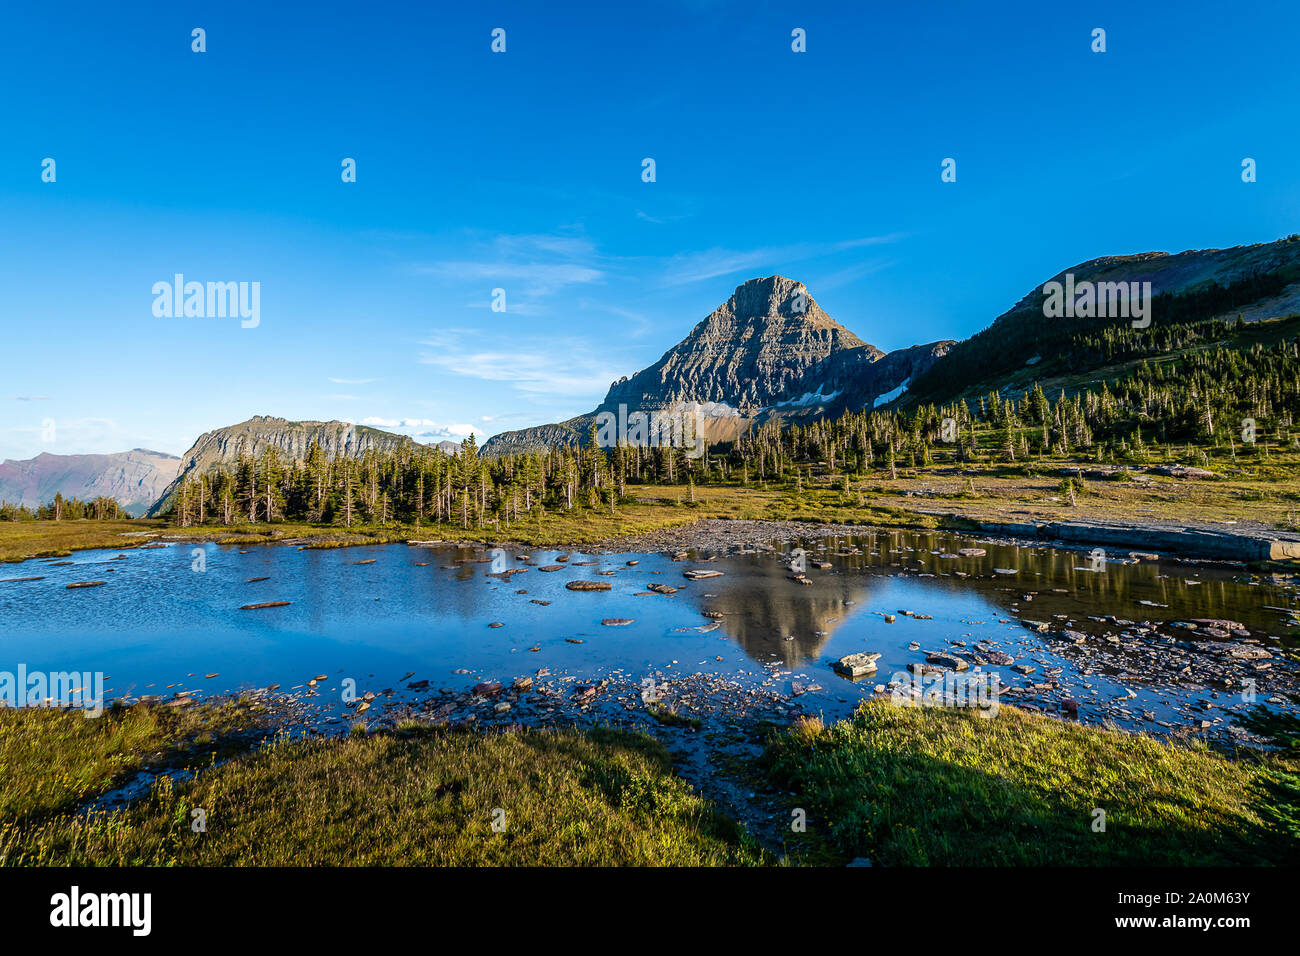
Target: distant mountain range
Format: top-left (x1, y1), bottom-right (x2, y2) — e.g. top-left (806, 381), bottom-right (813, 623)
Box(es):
top-left (2, 420), bottom-right (462, 518)
top-left (15, 235), bottom-right (1299, 516)
top-left (0, 449), bottom-right (180, 515)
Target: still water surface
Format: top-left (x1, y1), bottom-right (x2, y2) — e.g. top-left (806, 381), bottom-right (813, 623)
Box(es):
top-left (2, 530), bottom-right (1296, 736)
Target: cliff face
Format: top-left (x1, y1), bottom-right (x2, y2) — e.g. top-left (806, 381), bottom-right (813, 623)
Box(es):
top-left (146, 416), bottom-right (421, 516)
top-left (606, 276), bottom-right (877, 411)
top-left (480, 421), bottom-right (586, 457)
top-left (483, 276), bottom-right (950, 455)
top-left (763, 339), bottom-right (956, 423)
top-left (0, 449), bottom-right (181, 515)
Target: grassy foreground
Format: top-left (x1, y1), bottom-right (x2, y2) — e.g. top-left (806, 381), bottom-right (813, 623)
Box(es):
top-left (3, 700), bottom-right (1296, 866)
top-left (765, 701), bottom-right (1300, 866)
top-left (0, 708), bottom-right (762, 866)
top-left (0, 701), bottom-right (267, 825)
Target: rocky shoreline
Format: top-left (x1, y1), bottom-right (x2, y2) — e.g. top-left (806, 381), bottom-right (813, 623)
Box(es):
top-left (588, 518), bottom-right (882, 556)
top-left (924, 512), bottom-right (1300, 563)
top-left (587, 515), bottom-right (1300, 567)
top-left (93, 507), bottom-right (1300, 570)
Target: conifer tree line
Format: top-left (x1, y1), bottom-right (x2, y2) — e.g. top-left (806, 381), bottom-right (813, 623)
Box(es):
top-left (164, 430), bottom-right (729, 529)
top-left (0, 494), bottom-right (131, 522)
top-left (754, 334), bottom-right (1300, 473)
top-left (158, 330), bottom-right (1300, 529)
top-left (6, 323), bottom-right (1298, 529)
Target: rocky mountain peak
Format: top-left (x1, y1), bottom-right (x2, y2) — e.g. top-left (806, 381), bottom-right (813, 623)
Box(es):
top-left (708, 275), bottom-right (850, 335)
top-left (483, 274), bottom-right (953, 455)
top-left (728, 275), bottom-right (808, 317)
top-left (598, 275), bottom-right (871, 413)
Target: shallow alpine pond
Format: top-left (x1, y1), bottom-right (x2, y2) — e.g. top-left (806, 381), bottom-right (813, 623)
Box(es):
top-left (1, 528), bottom-right (1297, 744)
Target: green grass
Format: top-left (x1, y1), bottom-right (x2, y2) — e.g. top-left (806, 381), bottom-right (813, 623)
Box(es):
top-left (5, 698), bottom-right (1295, 866)
top-left (1, 720), bottom-right (765, 866)
top-left (646, 704), bottom-right (703, 729)
top-left (0, 519), bottom-right (165, 563)
top-left (763, 701), bottom-right (1299, 866)
top-left (0, 701), bottom-right (269, 825)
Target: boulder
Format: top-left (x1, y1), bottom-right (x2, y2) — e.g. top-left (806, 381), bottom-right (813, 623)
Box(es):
top-left (833, 652), bottom-right (882, 678)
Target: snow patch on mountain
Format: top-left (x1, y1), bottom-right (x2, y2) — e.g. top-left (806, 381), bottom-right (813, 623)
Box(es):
top-left (872, 378), bottom-right (911, 408)
top-left (771, 385), bottom-right (841, 408)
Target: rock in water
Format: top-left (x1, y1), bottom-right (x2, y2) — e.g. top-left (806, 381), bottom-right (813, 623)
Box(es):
top-left (926, 653), bottom-right (970, 672)
top-left (833, 652), bottom-right (882, 678)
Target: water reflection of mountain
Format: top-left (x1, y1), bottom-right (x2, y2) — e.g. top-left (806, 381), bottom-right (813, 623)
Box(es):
top-left (681, 556), bottom-right (877, 665)
top-left (717, 530), bottom-right (1294, 650)
top-left (409, 534), bottom-right (1294, 671)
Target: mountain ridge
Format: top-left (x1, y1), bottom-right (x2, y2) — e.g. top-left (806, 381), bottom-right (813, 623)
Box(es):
top-left (0, 449), bottom-right (181, 515)
top-left (908, 236), bottom-right (1300, 404)
top-left (146, 416), bottom-right (459, 517)
top-left (34, 237), bottom-right (1300, 517)
top-left (484, 275), bottom-right (951, 455)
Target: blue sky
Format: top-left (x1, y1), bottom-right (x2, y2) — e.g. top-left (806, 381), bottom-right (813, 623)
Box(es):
top-left (3, 0), bottom-right (1298, 460)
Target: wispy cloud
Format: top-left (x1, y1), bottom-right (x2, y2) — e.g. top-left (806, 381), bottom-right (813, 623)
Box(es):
top-left (661, 234), bottom-right (905, 286)
top-left (420, 327), bottom-right (477, 349)
top-left (417, 329), bottom-right (620, 402)
top-left (8, 395), bottom-right (50, 401)
top-left (803, 258), bottom-right (899, 292)
top-left (418, 261), bottom-right (602, 292)
top-left (573, 298), bottom-right (656, 338)
top-left (360, 417), bottom-right (475, 441)
top-left (420, 348), bottom-right (618, 398)
top-left (462, 296), bottom-right (547, 317)
top-left (411, 232), bottom-right (607, 298)
top-left (328, 377), bottom-right (378, 385)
